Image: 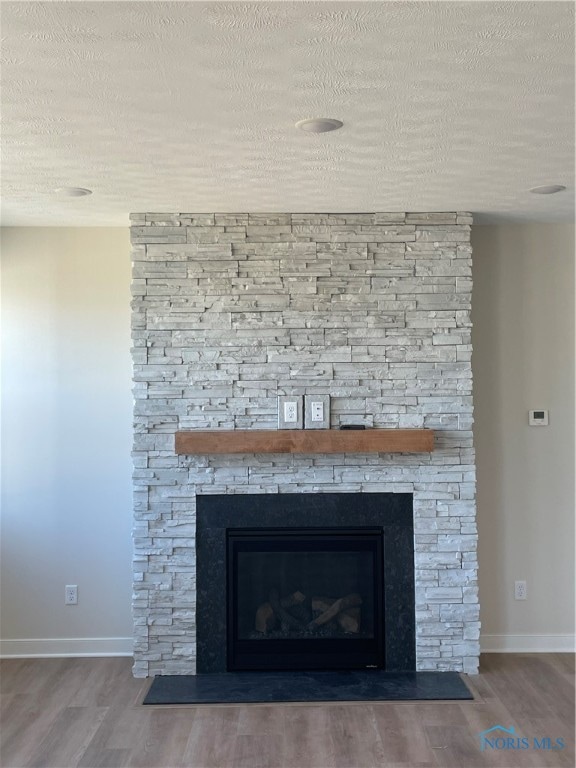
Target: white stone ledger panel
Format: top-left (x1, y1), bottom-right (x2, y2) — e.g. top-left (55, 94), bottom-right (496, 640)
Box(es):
top-left (131, 212), bottom-right (479, 677)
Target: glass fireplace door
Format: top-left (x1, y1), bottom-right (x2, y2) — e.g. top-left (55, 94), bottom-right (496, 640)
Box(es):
top-left (227, 527), bottom-right (384, 671)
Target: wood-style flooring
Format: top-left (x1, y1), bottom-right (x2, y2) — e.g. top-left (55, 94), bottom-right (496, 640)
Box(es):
top-left (0, 654), bottom-right (573, 768)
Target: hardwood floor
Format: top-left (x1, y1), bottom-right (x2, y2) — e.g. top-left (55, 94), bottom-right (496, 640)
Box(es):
top-left (0, 654), bottom-right (573, 768)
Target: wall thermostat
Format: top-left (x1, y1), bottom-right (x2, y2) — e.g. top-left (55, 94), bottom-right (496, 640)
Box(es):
top-left (529, 410), bottom-right (549, 426)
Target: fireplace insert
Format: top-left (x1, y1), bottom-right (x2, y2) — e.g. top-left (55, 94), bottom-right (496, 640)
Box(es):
top-left (227, 527), bottom-right (384, 671)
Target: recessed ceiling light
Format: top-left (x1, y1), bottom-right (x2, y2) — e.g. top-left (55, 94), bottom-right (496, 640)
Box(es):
top-left (54, 186), bottom-right (92, 197)
top-left (529, 184), bottom-right (566, 195)
top-left (296, 118), bottom-right (343, 134)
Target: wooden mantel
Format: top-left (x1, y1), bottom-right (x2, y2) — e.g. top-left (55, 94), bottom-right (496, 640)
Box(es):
top-left (175, 429), bottom-right (434, 455)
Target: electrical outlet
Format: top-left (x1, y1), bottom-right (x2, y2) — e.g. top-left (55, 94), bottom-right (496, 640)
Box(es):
top-left (65, 585), bottom-right (78, 605)
top-left (514, 580), bottom-right (527, 600)
top-left (284, 401), bottom-right (297, 423)
top-left (277, 396), bottom-right (303, 429)
top-left (304, 395), bottom-right (330, 429)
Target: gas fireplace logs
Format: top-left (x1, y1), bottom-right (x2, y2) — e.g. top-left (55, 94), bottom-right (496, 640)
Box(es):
top-left (255, 591), bottom-right (363, 635)
top-left (311, 597), bottom-right (362, 633)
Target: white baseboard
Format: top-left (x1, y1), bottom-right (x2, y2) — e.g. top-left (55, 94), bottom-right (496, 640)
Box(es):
top-left (481, 633), bottom-right (575, 653)
top-left (0, 637), bottom-right (133, 658)
top-left (2, 635), bottom-right (573, 658)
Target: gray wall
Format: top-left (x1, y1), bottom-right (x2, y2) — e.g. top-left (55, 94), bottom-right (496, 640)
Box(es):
top-left (472, 223), bottom-right (575, 651)
top-left (0, 222), bottom-right (573, 658)
top-left (0, 227), bottom-right (133, 655)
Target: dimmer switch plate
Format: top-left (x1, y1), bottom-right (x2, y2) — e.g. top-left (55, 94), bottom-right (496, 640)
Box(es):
top-left (304, 395), bottom-right (330, 429)
top-left (278, 396), bottom-right (303, 429)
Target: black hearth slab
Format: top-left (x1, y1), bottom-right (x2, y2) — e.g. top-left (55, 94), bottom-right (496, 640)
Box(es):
top-left (143, 670), bottom-right (473, 705)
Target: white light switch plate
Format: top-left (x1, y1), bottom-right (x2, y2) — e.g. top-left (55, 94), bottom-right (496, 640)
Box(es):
top-left (278, 396), bottom-right (303, 429)
top-left (304, 395), bottom-right (330, 429)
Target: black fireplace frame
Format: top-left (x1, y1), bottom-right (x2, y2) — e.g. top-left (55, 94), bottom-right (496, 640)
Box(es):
top-left (226, 527), bottom-right (384, 671)
top-left (196, 493), bottom-right (416, 673)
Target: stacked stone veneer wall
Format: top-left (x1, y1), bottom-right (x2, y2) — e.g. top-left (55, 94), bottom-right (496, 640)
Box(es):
top-left (130, 211), bottom-right (480, 677)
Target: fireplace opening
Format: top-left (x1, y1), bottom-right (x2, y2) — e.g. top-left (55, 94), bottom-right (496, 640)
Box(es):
top-left (227, 527), bottom-right (384, 671)
top-left (196, 493), bottom-right (415, 673)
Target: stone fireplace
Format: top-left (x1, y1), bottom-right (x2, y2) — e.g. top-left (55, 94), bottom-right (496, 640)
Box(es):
top-left (131, 211), bottom-right (479, 677)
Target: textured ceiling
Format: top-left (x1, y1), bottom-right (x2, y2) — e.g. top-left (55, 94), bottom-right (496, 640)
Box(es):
top-left (1, 1), bottom-right (574, 226)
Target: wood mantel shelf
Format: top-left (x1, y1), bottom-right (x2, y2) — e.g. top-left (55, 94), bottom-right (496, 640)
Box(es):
top-left (175, 429), bottom-right (434, 455)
